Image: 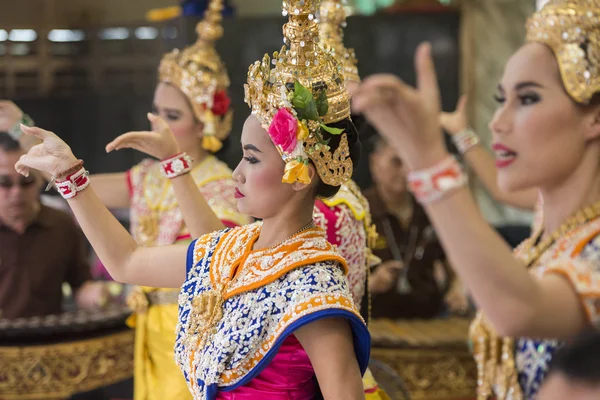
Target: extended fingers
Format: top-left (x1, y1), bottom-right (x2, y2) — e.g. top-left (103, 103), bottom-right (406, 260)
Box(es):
top-left (106, 132), bottom-right (149, 152)
top-left (146, 112), bottom-right (169, 133)
top-left (20, 125), bottom-right (55, 140)
top-left (415, 42), bottom-right (441, 103)
top-left (15, 153), bottom-right (33, 176)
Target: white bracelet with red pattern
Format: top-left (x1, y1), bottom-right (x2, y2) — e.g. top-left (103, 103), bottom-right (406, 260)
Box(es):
top-left (407, 156), bottom-right (468, 204)
top-left (160, 152), bottom-right (193, 179)
top-left (55, 167), bottom-right (90, 199)
top-left (452, 128), bottom-right (480, 155)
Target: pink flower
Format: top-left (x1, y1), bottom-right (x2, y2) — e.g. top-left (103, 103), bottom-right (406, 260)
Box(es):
top-left (268, 108), bottom-right (298, 153)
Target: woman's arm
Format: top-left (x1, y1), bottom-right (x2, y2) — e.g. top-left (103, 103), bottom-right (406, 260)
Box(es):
top-left (106, 113), bottom-right (225, 237)
top-left (16, 125), bottom-right (187, 288)
top-left (90, 173), bottom-right (131, 209)
top-left (352, 44), bottom-right (588, 339)
top-left (295, 317), bottom-right (364, 400)
top-left (441, 96), bottom-right (538, 210)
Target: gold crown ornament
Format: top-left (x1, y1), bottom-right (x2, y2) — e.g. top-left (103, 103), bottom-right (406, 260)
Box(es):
top-left (158, 0), bottom-right (232, 152)
top-left (526, 0), bottom-right (600, 104)
top-left (318, 0), bottom-right (360, 84)
top-left (244, 0), bottom-right (354, 187)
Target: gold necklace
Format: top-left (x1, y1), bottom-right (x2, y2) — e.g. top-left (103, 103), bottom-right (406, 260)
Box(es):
top-left (519, 199), bottom-right (600, 267)
top-left (255, 219), bottom-right (316, 252)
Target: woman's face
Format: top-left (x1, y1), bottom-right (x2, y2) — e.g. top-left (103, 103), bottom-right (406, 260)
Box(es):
top-left (489, 43), bottom-right (600, 193)
top-left (232, 115), bottom-right (310, 219)
top-left (152, 82), bottom-right (204, 152)
top-left (369, 139), bottom-right (407, 201)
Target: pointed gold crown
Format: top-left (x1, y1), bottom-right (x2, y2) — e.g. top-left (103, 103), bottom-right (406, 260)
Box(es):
top-left (244, 0), bottom-right (353, 187)
top-left (318, 0), bottom-right (360, 84)
top-left (158, 0), bottom-right (232, 152)
top-left (526, 0), bottom-right (600, 104)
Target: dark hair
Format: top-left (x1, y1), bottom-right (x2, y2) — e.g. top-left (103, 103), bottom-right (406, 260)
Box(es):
top-left (313, 117), bottom-right (361, 198)
top-left (0, 132), bottom-right (21, 153)
top-left (549, 330), bottom-right (600, 386)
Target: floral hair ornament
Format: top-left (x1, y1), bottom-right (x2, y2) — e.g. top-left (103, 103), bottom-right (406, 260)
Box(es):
top-left (158, 0), bottom-right (233, 152)
top-left (244, 0), bottom-right (354, 186)
top-left (526, 0), bottom-right (600, 104)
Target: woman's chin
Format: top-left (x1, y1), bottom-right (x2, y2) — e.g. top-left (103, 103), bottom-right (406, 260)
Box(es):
top-left (497, 169), bottom-right (535, 194)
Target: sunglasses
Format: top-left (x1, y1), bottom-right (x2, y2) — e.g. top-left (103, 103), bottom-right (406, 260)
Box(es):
top-left (0, 176), bottom-right (37, 189)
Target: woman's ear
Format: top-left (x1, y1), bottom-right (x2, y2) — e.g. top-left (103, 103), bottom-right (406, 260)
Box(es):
top-left (587, 103), bottom-right (600, 141)
top-left (292, 163), bottom-right (317, 192)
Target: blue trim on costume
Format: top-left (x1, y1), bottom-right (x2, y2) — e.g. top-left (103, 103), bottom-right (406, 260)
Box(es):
top-left (216, 308), bottom-right (371, 393)
top-left (186, 238), bottom-right (198, 275)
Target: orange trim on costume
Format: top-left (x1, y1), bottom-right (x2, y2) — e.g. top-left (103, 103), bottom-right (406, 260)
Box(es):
top-left (208, 227), bottom-right (258, 287)
top-left (207, 226), bottom-right (348, 298)
top-left (219, 295), bottom-right (359, 385)
top-left (225, 253), bottom-right (347, 300)
top-left (571, 227), bottom-right (600, 257)
top-left (544, 266), bottom-right (600, 324)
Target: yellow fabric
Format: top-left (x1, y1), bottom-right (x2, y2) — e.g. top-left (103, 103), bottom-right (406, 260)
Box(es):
top-left (364, 388), bottom-right (392, 400)
top-left (363, 367), bottom-right (391, 400)
top-left (131, 288), bottom-right (191, 400)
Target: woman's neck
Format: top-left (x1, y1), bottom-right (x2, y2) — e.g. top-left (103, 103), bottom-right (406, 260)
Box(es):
top-left (540, 149), bottom-right (600, 236)
top-left (254, 198), bottom-right (315, 250)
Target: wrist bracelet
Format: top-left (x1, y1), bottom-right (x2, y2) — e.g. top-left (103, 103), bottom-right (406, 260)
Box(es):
top-left (55, 167), bottom-right (90, 199)
top-left (45, 159), bottom-right (84, 192)
top-left (452, 128), bottom-right (480, 155)
top-left (160, 152), bottom-right (193, 179)
top-left (407, 156), bottom-right (468, 204)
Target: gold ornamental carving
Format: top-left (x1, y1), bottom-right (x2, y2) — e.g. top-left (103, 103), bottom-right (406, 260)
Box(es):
top-left (0, 330), bottom-right (134, 399)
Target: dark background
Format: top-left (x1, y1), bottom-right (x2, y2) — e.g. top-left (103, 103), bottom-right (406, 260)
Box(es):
top-left (13, 11), bottom-right (459, 189)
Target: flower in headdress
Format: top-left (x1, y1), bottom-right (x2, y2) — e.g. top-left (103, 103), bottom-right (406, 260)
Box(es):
top-left (211, 90), bottom-right (230, 116)
top-left (203, 135), bottom-right (223, 152)
top-left (297, 120), bottom-right (309, 141)
top-left (282, 158), bottom-right (311, 184)
top-left (269, 108), bottom-right (298, 153)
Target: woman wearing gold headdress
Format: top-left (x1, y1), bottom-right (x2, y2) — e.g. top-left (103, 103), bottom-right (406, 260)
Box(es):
top-left (351, 1), bottom-right (600, 399)
top-left (116, 1), bottom-right (386, 396)
top-left (93, 2), bottom-right (250, 399)
top-left (14, 0), bottom-right (370, 398)
top-left (117, 1), bottom-right (387, 396)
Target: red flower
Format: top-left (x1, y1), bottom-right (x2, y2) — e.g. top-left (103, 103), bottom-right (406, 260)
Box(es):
top-left (268, 109), bottom-right (298, 153)
top-left (211, 90), bottom-right (230, 116)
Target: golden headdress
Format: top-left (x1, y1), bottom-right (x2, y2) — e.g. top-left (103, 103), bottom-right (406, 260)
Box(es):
top-left (318, 0), bottom-right (360, 84)
top-left (526, 0), bottom-right (600, 104)
top-left (244, 0), bottom-right (353, 187)
top-left (158, 0), bottom-right (232, 152)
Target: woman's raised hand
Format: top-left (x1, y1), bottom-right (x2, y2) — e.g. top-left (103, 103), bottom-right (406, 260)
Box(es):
top-left (14, 126), bottom-right (78, 178)
top-left (352, 42), bottom-right (448, 170)
top-left (106, 113), bottom-right (180, 160)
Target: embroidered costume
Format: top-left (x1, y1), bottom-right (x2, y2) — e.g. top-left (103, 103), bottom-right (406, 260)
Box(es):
top-left (173, 0), bottom-right (372, 397)
top-left (469, 3), bottom-right (600, 398)
top-left (470, 207), bottom-right (600, 399)
top-left (176, 222), bottom-right (370, 399)
top-left (314, 180), bottom-right (379, 307)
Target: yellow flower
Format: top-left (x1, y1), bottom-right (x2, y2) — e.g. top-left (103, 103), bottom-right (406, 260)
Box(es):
top-left (297, 120), bottom-right (309, 141)
top-left (202, 135), bottom-right (223, 152)
top-left (282, 159), bottom-right (311, 184)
